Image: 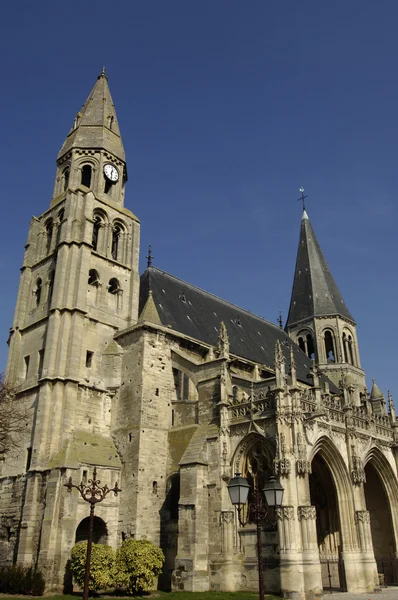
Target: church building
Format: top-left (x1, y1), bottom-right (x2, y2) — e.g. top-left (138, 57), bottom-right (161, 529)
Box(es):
top-left (1, 71), bottom-right (398, 599)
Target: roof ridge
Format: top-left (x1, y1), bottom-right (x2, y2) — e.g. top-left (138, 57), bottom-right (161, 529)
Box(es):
top-left (146, 267), bottom-right (287, 335)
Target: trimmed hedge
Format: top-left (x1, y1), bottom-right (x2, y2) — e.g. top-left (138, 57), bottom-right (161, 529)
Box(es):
top-left (0, 565), bottom-right (46, 596)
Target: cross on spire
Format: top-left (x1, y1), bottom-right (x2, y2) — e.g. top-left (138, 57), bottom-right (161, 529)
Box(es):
top-left (146, 245), bottom-right (153, 268)
top-left (297, 186), bottom-right (308, 211)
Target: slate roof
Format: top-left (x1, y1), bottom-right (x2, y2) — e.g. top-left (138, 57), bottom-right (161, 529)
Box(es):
top-left (286, 210), bottom-right (354, 327)
top-left (139, 266), bottom-right (337, 391)
top-left (58, 69), bottom-right (125, 163)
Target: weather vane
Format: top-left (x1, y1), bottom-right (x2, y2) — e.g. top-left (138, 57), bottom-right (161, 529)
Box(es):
top-left (297, 186), bottom-right (308, 211)
top-left (146, 244), bottom-right (153, 268)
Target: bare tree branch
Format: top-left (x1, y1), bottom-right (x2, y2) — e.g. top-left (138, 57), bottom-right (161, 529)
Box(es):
top-left (0, 374), bottom-right (30, 459)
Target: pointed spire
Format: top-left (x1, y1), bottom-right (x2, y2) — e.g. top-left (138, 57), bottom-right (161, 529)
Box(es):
top-left (138, 290), bottom-right (161, 325)
top-left (286, 210), bottom-right (354, 328)
top-left (58, 71), bottom-right (125, 163)
top-left (370, 378), bottom-right (384, 400)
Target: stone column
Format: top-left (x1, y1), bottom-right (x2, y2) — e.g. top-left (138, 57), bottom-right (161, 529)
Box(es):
top-left (298, 505), bottom-right (323, 598)
top-left (221, 510), bottom-right (234, 557)
top-left (276, 506), bottom-right (306, 599)
top-left (355, 510), bottom-right (371, 552)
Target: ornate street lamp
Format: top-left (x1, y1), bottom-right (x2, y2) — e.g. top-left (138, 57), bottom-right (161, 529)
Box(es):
top-left (65, 467), bottom-right (121, 600)
top-left (227, 473), bottom-right (284, 600)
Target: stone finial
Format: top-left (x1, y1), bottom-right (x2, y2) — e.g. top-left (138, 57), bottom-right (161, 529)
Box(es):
top-left (218, 322), bottom-right (229, 359)
top-left (289, 344), bottom-right (297, 385)
top-left (388, 390), bottom-right (396, 421)
top-left (274, 340), bottom-right (286, 388)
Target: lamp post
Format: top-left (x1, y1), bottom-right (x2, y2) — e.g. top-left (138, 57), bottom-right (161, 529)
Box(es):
top-left (227, 473), bottom-right (284, 600)
top-left (64, 467), bottom-right (121, 600)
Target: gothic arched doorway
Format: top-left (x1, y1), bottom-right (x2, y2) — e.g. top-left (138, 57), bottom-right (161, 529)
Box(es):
top-left (310, 453), bottom-right (345, 591)
top-left (75, 516), bottom-right (108, 544)
top-left (364, 462), bottom-right (396, 584)
top-left (234, 435), bottom-right (281, 593)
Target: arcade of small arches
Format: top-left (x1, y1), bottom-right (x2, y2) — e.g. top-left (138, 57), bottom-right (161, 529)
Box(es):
top-left (59, 160), bottom-right (121, 197)
top-left (92, 210), bottom-right (128, 263)
top-left (297, 327), bottom-right (358, 366)
top-left (230, 433), bottom-right (398, 591)
top-left (88, 269), bottom-right (121, 295)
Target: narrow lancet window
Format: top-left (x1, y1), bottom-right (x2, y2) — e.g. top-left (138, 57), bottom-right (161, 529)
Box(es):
top-left (111, 225), bottom-right (121, 261)
top-left (81, 165), bottom-right (92, 188)
top-left (63, 168), bottom-right (70, 191)
top-left (45, 220), bottom-right (53, 254)
top-left (92, 216), bottom-right (101, 251)
top-left (324, 330), bottom-right (336, 362)
top-left (35, 278), bottom-right (42, 306)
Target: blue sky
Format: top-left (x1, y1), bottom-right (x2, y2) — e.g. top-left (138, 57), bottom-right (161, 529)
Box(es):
top-left (0, 1), bottom-right (397, 400)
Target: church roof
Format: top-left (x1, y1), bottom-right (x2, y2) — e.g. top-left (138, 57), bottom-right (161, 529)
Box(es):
top-left (58, 69), bottom-right (125, 163)
top-left (286, 210), bottom-right (354, 328)
top-left (139, 266), bottom-right (337, 390)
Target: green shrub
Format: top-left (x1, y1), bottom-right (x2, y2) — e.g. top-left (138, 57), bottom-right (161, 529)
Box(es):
top-left (70, 541), bottom-right (115, 591)
top-left (0, 564), bottom-right (46, 595)
top-left (114, 539), bottom-right (164, 594)
top-left (31, 568), bottom-right (46, 596)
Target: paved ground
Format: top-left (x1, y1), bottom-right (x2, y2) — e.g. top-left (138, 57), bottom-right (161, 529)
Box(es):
top-left (328, 588), bottom-right (398, 600)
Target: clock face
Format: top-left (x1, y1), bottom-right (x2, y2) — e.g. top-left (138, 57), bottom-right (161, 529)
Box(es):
top-left (104, 163), bottom-right (119, 182)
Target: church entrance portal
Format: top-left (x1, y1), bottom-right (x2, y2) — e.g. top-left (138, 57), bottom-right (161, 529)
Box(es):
top-left (364, 462), bottom-right (397, 585)
top-left (309, 453), bottom-right (346, 591)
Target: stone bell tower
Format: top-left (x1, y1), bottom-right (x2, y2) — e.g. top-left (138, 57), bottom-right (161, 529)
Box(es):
top-left (285, 209), bottom-right (366, 397)
top-left (3, 70), bottom-right (140, 583)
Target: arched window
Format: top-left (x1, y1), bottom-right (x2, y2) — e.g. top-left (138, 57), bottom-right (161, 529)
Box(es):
top-left (56, 209), bottom-right (65, 246)
top-left (324, 330), bottom-right (336, 362)
top-left (306, 334), bottom-right (315, 359)
top-left (45, 219), bottom-right (53, 254)
top-left (88, 269), bottom-right (100, 286)
top-left (297, 330), bottom-right (315, 359)
top-left (232, 386), bottom-right (238, 404)
top-left (81, 165), bottom-right (92, 188)
top-left (48, 271), bottom-right (55, 303)
top-left (240, 437), bottom-right (273, 524)
top-left (92, 216), bottom-right (101, 251)
top-left (104, 178), bottom-right (113, 195)
top-left (108, 278), bottom-right (120, 294)
top-left (111, 225), bottom-right (121, 261)
top-left (63, 168), bottom-right (70, 191)
top-left (35, 278), bottom-right (42, 306)
top-left (75, 516), bottom-right (108, 544)
top-left (348, 335), bottom-right (355, 365)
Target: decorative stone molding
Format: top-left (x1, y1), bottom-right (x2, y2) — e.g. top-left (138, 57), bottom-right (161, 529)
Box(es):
top-left (220, 510), bottom-right (234, 524)
top-left (295, 432), bottom-right (311, 476)
top-left (274, 433), bottom-right (291, 477)
top-left (298, 505), bottom-right (317, 520)
top-left (355, 510), bottom-right (370, 524)
top-left (351, 447), bottom-right (366, 484)
top-left (276, 506), bottom-right (295, 520)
